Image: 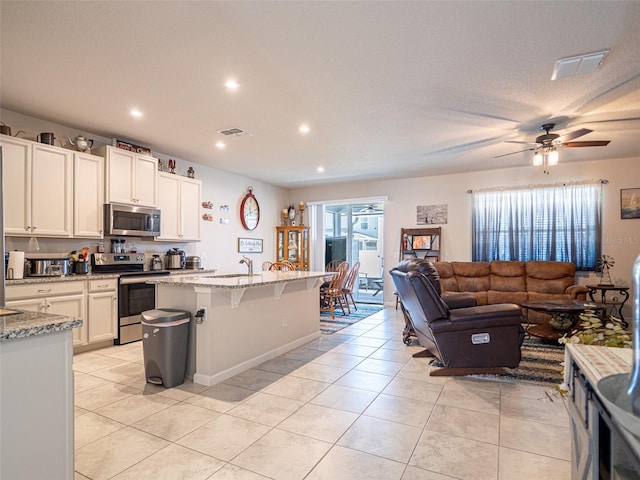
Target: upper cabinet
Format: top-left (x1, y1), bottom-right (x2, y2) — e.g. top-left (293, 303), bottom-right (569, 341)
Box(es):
top-left (1, 136), bottom-right (73, 237)
top-left (156, 172), bottom-right (201, 241)
top-left (73, 152), bottom-right (104, 238)
top-left (96, 146), bottom-right (157, 207)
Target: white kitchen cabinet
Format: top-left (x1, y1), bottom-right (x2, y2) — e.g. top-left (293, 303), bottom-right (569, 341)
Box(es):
top-left (87, 279), bottom-right (118, 343)
top-left (0, 135), bottom-right (73, 237)
top-left (74, 152), bottom-right (104, 238)
top-left (97, 145), bottom-right (158, 207)
top-left (6, 281), bottom-right (89, 347)
top-left (157, 172), bottom-right (201, 241)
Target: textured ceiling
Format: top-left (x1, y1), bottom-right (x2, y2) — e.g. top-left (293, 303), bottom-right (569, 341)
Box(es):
top-left (2, 1), bottom-right (640, 188)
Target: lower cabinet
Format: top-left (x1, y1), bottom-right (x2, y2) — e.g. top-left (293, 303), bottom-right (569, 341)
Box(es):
top-left (87, 279), bottom-right (118, 344)
top-left (6, 278), bottom-right (118, 347)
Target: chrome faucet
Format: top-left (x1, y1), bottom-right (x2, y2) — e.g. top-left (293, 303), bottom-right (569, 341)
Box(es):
top-left (239, 255), bottom-right (253, 276)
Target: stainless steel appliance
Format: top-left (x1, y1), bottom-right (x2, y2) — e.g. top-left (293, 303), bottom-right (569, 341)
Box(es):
top-left (150, 255), bottom-right (163, 270)
top-left (186, 256), bottom-right (201, 269)
top-left (104, 203), bottom-right (161, 237)
top-left (25, 254), bottom-right (71, 276)
top-left (165, 248), bottom-right (186, 269)
top-left (91, 253), bottom-right (169, 344)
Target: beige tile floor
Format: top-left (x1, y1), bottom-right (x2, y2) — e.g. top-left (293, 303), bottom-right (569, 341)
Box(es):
top-left (73, 307), bottom-right (571, 480)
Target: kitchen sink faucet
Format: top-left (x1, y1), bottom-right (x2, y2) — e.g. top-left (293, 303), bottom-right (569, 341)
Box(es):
top-left (239, 256), bottom-right (253, 276)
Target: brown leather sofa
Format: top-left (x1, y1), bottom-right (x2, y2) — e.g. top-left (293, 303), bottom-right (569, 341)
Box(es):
top-left (391, 259), bottom-right (524, 375)
top-left (433, 260), bottom-right (589, 324)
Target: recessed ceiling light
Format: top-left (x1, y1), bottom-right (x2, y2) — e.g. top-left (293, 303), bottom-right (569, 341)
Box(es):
top-left (317, 166), bottom-right (324, 173)
top-left (216, 141), bottom-right (226, 149)
top-left (130, 109), bottom-right (143, 117)
top-left (225, 79), bottom-right (239, 90)
top-left (299, 124), bottom-right (310, 134)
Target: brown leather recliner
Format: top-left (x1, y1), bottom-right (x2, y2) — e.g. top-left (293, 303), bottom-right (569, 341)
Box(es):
top-left (391, 259), bottom-right (524, 376)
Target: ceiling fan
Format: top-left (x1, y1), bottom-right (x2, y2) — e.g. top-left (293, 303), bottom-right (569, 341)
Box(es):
top-left (495, 122), bottom-right (611, 159)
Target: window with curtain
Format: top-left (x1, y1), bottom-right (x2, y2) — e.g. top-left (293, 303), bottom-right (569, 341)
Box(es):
top-left (472, 181), bottom-right (602, 270)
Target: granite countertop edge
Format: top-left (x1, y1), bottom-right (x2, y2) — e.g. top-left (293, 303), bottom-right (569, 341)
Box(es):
top-left (1, 311), bottom-right (83, 341)
top-left (149, 271), bottom-right (328, 289)
top-left (5, 269), bottom-right (217, 285)
top-left (6, 273), bottom-right (120, 285)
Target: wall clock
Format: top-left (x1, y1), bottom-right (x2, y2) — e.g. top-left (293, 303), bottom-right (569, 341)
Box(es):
top-left (240, 187), bottom-right (260, 230)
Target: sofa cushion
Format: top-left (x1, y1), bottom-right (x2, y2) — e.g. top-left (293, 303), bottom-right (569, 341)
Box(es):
top-left (433, 262), bottom-right (458, 292)
top-left (451, 261), bottom-right (490, 291)
top-left (525, 261), bottom-right (576, 295)
top-left (490, 261), bottom-right (526, 292)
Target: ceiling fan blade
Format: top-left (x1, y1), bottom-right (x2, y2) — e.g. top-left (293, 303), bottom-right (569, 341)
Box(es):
top-left (494, 147), bottom-right (535, 158)
top-left (562, 140), bottom-right (611, 148)
top-left (505, 140), bottom-right (539, 145)
top-left (558, 128), bottom-right (593, 142)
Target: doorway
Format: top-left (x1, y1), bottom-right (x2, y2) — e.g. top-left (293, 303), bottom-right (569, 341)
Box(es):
top-left (324, 202), bottom-right (384, 304)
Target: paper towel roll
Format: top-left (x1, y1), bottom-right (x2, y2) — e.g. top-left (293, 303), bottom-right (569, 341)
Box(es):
top-left (7, 251), bottom-right (25, 280)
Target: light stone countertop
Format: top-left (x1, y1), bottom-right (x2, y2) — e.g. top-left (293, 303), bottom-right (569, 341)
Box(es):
top-left (0, 310), bottom-right (82, 340)
top-left (148, 270), bottom-right (330, 289)
top-left (5, 268), bottom-right (217, 286)
top-left (6, 273), bottom-right (120, 285)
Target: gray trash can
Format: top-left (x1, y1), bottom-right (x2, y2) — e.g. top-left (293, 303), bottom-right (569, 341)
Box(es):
top-left (141, 308), bottom-right (191, 388)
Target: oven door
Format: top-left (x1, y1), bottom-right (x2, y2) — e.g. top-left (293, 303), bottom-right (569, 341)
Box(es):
top-left (117, 280), bottom-right (157, 344)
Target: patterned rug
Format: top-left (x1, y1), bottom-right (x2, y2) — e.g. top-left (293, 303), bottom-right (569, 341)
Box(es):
top-left (320, 304), bottom-right (385, 334)
top-left (416, 336), bottom-right (565, 387)
top-left (503, 337), bottom-right (565, 386)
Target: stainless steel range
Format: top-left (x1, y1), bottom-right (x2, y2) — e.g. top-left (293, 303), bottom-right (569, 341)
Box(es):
top-left (92, 253), bottom-right (170, 344)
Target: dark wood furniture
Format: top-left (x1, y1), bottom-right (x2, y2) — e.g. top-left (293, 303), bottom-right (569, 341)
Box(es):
top-left (520, 299), bottom-right (606, 341)
top-left (586, 284), bottom-right (630, 326)
top-left (399, 227), bottom-right (441, 262)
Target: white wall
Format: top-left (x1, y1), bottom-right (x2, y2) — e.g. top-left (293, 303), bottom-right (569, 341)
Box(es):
top-left (290, 156), bottom-right (640, 317)
top-left (1, 109), bottom-right (289, 273)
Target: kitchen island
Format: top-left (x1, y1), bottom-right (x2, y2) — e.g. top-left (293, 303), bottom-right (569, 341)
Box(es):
top-left (1, 309), bottom-right (81, 480)
top-left (150, 270), bottom-right (329, 386)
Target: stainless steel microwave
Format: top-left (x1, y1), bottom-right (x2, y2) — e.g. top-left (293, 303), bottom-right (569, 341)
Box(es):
top-left (104, 203), bottom-right (161, 237)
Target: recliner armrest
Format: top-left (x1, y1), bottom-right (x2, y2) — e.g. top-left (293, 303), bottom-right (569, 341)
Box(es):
top-left (430, 304), bottom-right (522, 334)
top-left (566, 285), bottom-right (589, 299)
top-left (442, 292), bottom-right (477, 309)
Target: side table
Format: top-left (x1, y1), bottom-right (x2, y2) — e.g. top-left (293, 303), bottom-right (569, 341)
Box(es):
top-left (586, 285), bottom-right (630, 326)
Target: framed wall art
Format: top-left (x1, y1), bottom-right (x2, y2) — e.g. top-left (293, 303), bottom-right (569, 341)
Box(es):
top-left (417, 204), bottom-right (448, 224)
top-left (620, 188), bottom-right (640, 219)
top-left (238, 237), bottom-right (263, 253)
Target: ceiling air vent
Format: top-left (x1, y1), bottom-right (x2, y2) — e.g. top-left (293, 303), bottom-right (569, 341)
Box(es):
top-left (218, 127), bottom-right (253, 137)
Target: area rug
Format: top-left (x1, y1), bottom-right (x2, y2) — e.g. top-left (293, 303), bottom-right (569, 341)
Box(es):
top-left (418, 336), bottom-right (566, 386)
top-left (320, 304), bottom-right (385, 334)
top-left (471, 337), bottom-right (565, 386)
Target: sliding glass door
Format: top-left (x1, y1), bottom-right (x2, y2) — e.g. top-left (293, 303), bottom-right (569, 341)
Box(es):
top-left (324, 203), bottom-right (384, 304)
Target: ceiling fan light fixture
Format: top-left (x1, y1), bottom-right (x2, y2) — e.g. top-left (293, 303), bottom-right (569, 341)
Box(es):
top-left (533, 149), bottom-right (543, 167)
top-left (547, 147), bottom-right (559, 166)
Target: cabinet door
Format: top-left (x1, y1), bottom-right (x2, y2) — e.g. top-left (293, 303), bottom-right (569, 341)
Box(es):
top-left (31, 144), bottom-right (73, 237)
top-left (74, 152), bottom-right (104, 238)
top-left (106, 148), bottom-right (136, 204)
top-left (0, 136), bottom-right (32, 235)
top-left (134, 155), bottom-right (158, 207)
top-left (46, 294), bottom-right (86, 347)
top-left (87, 291), bottom-right (117, 343)
top-left (157, 173), bottom-right (181, 240)
top-left (5, 297), bottom-right (44, 313)
top-left (180, 178), bottom-right (201, 241)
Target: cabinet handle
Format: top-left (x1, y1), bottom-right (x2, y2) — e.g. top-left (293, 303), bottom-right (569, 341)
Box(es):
top-left (38, 288), bottom-right (52, 293)
top-left (25, 226), bottom-right (31, 231)
top-left (96, 284), bottom-right (109, 288)
top-left (113, 296), bottom-right (117, 301)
